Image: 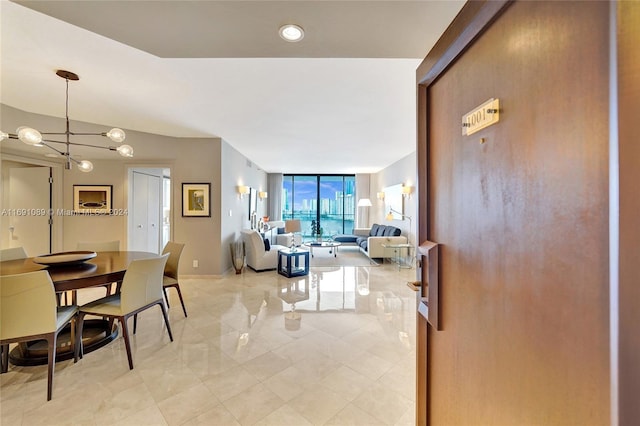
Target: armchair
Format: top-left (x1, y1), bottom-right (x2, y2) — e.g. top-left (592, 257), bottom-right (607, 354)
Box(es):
top-left (241, 229), bottom-right (285, 272)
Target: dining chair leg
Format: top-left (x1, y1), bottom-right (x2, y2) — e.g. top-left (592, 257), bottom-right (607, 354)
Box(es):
top-left (162, 287), bottom-right (170, 308)
top-left (120, 316), bottom-right (134, 370)
top-left (76, 313), bottom-right (86, 359)
top-left (70, 318), bottom-right (78, 363)
top-left (170, 284), bottom-right (188, 317)
top-left (158, 303), bottom-right (174, 342)
top-left (133, 314), bottom-right (138, 334)
top-left (46, 332), bottom-right (56, 401)
top-left (1, 344), bottom-right (9, 373)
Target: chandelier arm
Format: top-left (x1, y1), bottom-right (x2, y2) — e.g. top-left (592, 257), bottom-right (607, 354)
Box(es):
top-left (39, 141), bottom-right (66, 156)
top-left (66, 132), bottom-right (110, 137)
top-left (40, 132), bottom-right (107, 137)
top-left (66, 141), bottom-right (117, 151)
top-left (38, 138), bottom-right (112, 151)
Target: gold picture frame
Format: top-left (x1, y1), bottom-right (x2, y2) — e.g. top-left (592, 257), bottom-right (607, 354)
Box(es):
top-left (73, 185), bottom-right (113, 214)
top-left (182, 183), bottom-right (211, 217)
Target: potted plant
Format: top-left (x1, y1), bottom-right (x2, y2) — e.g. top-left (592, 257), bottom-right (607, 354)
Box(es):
top-left (310, 220), bottom-right (323, 242)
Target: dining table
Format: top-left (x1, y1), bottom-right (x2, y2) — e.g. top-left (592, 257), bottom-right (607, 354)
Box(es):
top-left (0, 250), bottom-right (158, 366)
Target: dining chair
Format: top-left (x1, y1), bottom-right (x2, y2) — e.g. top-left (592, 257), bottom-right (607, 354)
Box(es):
top-left (0, 246), bottom-right (28, 261)
top-left (76, 240), bottom-right (121, 296)
top-left (160, 241), bottom-right (187, 317)
top-left (0, 270), bottom-right (78, 401)
top-left (76, 254), bottom-right (171, 370)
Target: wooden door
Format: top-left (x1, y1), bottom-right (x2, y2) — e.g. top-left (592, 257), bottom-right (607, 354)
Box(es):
top-left (416, 1), bottom-right (610, 424)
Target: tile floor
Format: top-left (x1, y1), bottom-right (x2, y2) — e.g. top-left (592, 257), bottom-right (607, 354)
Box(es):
top-left (1, 257), bottom-right (417, 425)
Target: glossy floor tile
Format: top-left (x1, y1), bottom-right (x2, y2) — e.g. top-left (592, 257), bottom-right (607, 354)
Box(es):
top-left (1, 259), bottom-right (417, 425)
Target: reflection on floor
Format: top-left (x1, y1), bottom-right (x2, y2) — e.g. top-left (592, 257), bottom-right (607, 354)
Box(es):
top-left (1, 261), bottom-right (417, 425)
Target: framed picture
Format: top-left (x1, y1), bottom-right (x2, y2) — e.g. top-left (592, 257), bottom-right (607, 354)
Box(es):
top-left (182, 183), bottom-right (211, 217)
top-left (248, 187), bottom-right (257, 218)
top-left (73, 185), bottom-right (112, 214)
top-left (384, 183), bottom-right (404, 219)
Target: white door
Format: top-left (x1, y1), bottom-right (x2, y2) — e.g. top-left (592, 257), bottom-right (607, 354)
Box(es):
top-left (8, 166), bottom-right (51, 255)
top-left (129, 170), bottom-right (161, 253)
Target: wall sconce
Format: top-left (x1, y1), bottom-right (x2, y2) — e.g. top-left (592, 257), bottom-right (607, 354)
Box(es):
top-left (237, 185), bottom-right (250, 199)
top-left (402, 185), bottom-right (413, 199)
top-left (258, 191), bottom-right (268, 201)
top-left (377, 192), bottom-right (385, 200)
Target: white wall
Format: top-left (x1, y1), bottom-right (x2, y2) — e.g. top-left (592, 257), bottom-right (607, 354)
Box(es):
top-left (220, 141), bottom-right (268, 273)
top-left (371, 151), bottom-right (417, 245)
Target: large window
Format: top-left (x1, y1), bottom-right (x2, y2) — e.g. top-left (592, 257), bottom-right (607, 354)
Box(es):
top-left (282, 175), bottom-right (355, 239)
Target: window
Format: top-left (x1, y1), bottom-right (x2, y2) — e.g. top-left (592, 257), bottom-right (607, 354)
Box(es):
top-left (282, 175), bottom-right (356, 239)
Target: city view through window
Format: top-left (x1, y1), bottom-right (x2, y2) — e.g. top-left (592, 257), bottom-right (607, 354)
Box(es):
top-left (282, 175), bottom-right (356, 239)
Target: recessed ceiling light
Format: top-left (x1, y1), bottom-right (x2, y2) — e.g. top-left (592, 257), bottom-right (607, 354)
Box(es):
top-left (279, 24), bottom-right (304, 42)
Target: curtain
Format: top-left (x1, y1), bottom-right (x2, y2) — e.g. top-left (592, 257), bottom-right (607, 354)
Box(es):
top-left (355, 173), bottom-right (371, 228)
top-left (268, 173), bottom-right (283, 221)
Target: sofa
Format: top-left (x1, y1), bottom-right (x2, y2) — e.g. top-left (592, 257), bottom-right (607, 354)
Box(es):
top-left (241, 229), bottom-right (286, 272)
top-left (334, 223), bottom-right (407, 259)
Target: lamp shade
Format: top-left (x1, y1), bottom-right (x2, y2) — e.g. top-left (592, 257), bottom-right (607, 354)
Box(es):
top-left (357, 198), bottom-right (372, 207)
top-left (285, 219), bottom-right (301, 233)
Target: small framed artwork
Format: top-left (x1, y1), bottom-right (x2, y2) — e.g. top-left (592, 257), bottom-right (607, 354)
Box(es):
top-left (73, 185), bottom-right (112, 214)
top-left (182, 183), bottom-right (211, 217)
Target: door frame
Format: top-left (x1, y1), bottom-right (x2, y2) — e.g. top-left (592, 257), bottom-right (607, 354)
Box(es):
top-left (1, 153), bottom-right (64, 253)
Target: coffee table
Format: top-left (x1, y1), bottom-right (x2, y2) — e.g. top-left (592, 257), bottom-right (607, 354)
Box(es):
top-left (302, 241), bottom-right (341, 257)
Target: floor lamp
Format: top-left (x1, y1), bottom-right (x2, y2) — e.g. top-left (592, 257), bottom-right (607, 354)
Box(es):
top-left (386, 207), bottom-right (413, 245)
top-left (357, 198), bottom-right (372, 228)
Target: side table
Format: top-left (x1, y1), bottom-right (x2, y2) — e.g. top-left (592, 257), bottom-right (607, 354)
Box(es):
top-left (382, 243), bottom-right (414, 269)
top-left (277, 248), bottom-right (310, 277)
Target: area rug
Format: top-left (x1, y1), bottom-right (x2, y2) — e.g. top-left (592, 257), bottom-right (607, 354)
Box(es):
top-left (308, 246), bottom-right (379, 267)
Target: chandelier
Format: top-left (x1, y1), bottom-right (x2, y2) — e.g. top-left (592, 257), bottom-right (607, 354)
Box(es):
top-left (0, 70), bottom-right (133, 172)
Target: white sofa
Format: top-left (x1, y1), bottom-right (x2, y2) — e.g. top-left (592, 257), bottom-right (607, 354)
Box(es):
top-left (241, 229), bottom-right (286, 272)
top-left (267, 221), bottom-right (302, 247)
top-left (334, 224), bottom-right (407, 259)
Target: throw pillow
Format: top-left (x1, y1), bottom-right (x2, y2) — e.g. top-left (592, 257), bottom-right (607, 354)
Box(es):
top-left (277, 227), bottom-right (285, 234)
top-left (263, 238), bottom-right (271, 251)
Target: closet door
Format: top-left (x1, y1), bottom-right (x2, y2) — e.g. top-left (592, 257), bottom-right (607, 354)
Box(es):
top-left (129, 170), bottom-right (160, 253)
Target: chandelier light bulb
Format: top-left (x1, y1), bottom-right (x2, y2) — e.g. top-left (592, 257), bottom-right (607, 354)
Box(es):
top-left (116, 144), bottom-right (134, 157)
top-left (106, 128), bottom-right (126, 143)
top-left (78, 160), bottom-right (94, 172)
top-left (0, 131), bottom-right (8, 141)
top-left (17, 126), bottom-right (43, 146)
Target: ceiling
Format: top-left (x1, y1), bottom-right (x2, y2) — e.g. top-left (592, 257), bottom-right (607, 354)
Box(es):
top-left (1, 0), bottom-right (465, 173)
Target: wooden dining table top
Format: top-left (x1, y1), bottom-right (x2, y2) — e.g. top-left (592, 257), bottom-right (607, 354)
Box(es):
top-left (0, 251), bottom-right (158, 292)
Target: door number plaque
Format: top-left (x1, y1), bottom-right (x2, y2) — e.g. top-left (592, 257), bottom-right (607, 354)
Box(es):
top-left (462, 98), bottom-right (500, 136)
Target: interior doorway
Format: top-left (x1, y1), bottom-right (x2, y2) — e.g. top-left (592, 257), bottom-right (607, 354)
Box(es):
top-left (1, 155), bottom-right (62, 255)
top-left (127, 167), bottom-right (170, 253)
